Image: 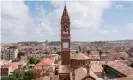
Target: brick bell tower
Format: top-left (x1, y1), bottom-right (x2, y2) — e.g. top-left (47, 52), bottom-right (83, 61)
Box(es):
top-left (61, 3), bottom-right (70, 65)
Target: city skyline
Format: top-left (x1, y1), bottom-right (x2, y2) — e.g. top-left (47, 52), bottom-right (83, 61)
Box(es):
top-left (1, 1), bottom-right (133, 43)
top-left (1, 2), bottom-right (133, 80)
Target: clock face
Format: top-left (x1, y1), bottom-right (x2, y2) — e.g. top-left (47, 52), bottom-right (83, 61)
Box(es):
top-left (63, 25), bottom-right (68, 34)
top-left (63, 42), bottom-right (69, 48)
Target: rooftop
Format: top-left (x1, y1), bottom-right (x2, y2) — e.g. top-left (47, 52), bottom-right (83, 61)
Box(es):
top-left (91, 64), bottom-right (103, 72)
top-left (36, 57), bottom-right (55, 66)
top-left (71, 52), bottom-right (90, 60)
top-left (59, 65), bottom-right (72, 73)
top-left (107, 61), bottom-right (133, 76)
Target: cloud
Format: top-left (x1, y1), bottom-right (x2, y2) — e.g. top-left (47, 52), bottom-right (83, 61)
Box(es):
top-left (1, 1), bottom-right (132, 43)
top-left (33, 1), bottom-right (111, 41)
top-left (115, 4), bottom-right (123, 8)
top-left (56, 1), bottom-right (110, 29)
top-left (1, 1), bottom-right (32, 42)
top-left (112, 28), bottom-right (118, 33)
top-left (128, 23), bottom-right (133, 30)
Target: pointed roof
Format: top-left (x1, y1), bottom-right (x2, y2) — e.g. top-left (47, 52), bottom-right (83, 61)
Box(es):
top-left (71, 52), bottom-right (90, 60)
top-left (62, 2), bottom-right (69, 17)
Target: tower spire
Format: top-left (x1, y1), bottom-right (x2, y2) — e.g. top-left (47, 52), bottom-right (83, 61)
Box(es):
top-left (62, 1), bottom-right (69, 17)
top-left (60, 1), bottom-right (70, 65)
top-left (65, 1), bottom-right (66, 6)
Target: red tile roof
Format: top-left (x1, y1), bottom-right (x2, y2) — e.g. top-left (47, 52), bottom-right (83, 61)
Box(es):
top-left (36, 57), bottom-right (55, 66)
top-left (9, 62), bottom-right (19, 68)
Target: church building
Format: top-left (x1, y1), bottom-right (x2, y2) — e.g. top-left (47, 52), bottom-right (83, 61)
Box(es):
top-left (58, 3), bottom-right (104, 80)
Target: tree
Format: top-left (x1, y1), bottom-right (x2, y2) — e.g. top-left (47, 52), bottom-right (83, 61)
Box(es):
top-left (12, 69), bottom-right (20, 79)
top-left (130, 63), bottom-right (133, 68)
top-left (25, 70), bottom-right (35, 80)
top-left (17, 52), bottom-right (24, 59)
top-left (79, 46), bottom-right (81, 52)
top-left (9, 75), bottom-right (17, 80)
top-left (54, 59), bottom-right (59, 64)
top-left (1, 75), bottom-right (17, 80)
top-left (36, 59), bottom-right (40, 64)
top-left (29, 57), bottom-right (35, 64)
top-left (6, 69), bottom-right (35, 80)
top-left (45, 51), bottom-right (48, 54)
top-left (23, 75), bottom-right (29, 80)
top-left (99, 50), bottom-right (102, 56)
top-left (54, 47), bottom-right (57, 51)
top-left (87, 50), bottom-right (91, 55)
top-left (29, 57), bottom-right (40, 64)
top-left (1, 76), bottom-right (10, 80)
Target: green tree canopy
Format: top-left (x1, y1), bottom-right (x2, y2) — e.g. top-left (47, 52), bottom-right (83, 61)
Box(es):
top-left (23, 75), bottom-right (29, 80)
top-left (29, 57), bottom-right (40, 64)
top-left (3, 69), bottom-right (35, 80)
top-left (12, 69), bottom-right (20, 78)
top-left (1, 76), bottom-right (10, 80)
top-left (9, 75), bottom-right (17, 80)
top-left (25, 70), bottom-right (35, 80)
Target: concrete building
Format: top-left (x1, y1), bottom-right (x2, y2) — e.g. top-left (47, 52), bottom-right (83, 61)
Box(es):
top-left (0, 60), bottom-right (19, 76)
top-left (1, 47), bottom-right (18, 60)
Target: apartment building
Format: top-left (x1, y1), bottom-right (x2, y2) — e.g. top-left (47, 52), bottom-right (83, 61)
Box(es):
top-left (1, 47), bottom-right (18, 60)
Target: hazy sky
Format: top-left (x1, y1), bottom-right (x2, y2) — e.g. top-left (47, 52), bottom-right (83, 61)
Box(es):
top-left (1, 1), bottom-right (133, 43)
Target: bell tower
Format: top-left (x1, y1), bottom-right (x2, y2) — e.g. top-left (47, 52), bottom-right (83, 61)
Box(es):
top-left (61, 3), bottom-right (70, 65)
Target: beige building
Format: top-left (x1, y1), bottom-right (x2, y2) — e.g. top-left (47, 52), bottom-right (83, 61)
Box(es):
top-left (1, 47), bottom-right (18, 60)
top-left (58, 52), bottom-right (104, 80)
top-left (0, 60), bottom-right (19, 76)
